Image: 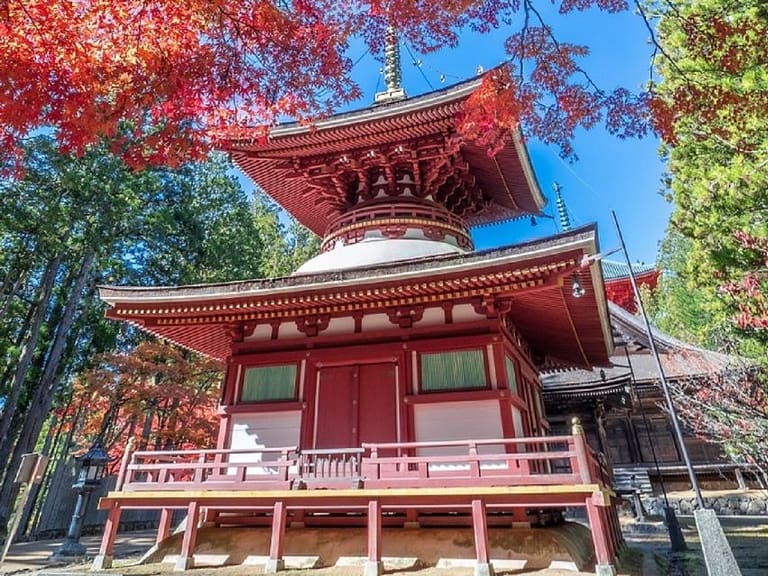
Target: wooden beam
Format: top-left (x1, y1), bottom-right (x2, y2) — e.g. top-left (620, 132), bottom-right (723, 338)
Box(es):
top-left (92, 506), bottom-right (121, 570)
top-left (585, 495), bottom-right (613, 568)
top-left (471, 499), bottom-right (494, 576)
top-left (102, 484), bottom-right (603, 503)
top-left (157, 508), bottom-right (173, 545)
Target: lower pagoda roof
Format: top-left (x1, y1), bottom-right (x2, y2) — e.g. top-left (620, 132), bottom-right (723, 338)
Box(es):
top-left (99, 225), bottom-right (613, 369)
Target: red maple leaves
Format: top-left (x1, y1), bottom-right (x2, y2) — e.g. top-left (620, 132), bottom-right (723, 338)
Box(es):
top-left (0, 1), bottom-right (651, 166)
top-left (0, 0), bottom-right (358, 167)
top-left (58, 341), bottom-right (223, 468)
top-left (457, 25), bottom-right (650, 158)
top-left (719, 232), bottom-right (768, 331)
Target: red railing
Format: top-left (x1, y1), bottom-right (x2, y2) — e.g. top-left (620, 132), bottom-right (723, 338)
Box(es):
top-left (361, 436), bottom-right (596, 488)
top-left (119, 447), bottom-right (297, 491)
top-left (115, 434), bottom-right (605, 493)
top-left (321, 200), bottom-right (472, 252)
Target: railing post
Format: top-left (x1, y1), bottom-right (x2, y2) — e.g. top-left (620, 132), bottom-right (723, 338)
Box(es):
top-left (468, 442), bottom-right (480, 478)
top-left (369, 446), bottom-right (380, 480)
top-left (115, 437), bottom-right (136, 491)
top-left (280, 449), bottom-right (290, 482)
top-left (193, 452), bottom-right (206, 484)
top-left (571, 418), bottom-right (592, 484)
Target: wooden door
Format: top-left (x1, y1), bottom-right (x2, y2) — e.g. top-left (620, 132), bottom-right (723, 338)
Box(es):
top-left (315, 365), bottom-right (356, 449)
top-left (358, 363), bottom-right (398, 449)
top-left (314, 362), bottom-right (398, 449)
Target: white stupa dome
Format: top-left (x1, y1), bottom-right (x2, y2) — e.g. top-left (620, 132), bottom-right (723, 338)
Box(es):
top-left (293, 237), bottom-right (467, 275)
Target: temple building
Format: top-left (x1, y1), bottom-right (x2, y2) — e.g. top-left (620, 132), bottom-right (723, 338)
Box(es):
top-left (93, 45), bottom-right (624, 576)
top-left (544, 262), bottom-right (746, 497)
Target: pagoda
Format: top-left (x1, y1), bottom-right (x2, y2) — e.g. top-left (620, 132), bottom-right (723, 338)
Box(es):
top-left (93, 37), bottom-right (622, 576)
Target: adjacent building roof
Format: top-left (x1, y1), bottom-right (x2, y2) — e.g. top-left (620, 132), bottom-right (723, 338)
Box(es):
top-left (600, 260), bottom-right (656, 281)
top-left (542, 302), bottom-right (736, 403)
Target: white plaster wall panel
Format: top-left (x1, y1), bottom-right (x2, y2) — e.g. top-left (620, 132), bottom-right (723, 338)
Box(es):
top-left (413, 400), bottom-right (504, 457)
top-left (452, 303), bottom-right (485, 323)
top-left (412, 306), bottom-right (444, 328)
top-left (511, 407), bottom-right (526, 453)
top-left (244, 323), bottom-right (273, 342)
top-left (277, 321), bottom-right (303, 340)
top-left (323, 316), bottom-right (355, 336)
top-left (361, 312), bottom-right (391, 332)
top-left (228, 411), bottom-right (301, 474)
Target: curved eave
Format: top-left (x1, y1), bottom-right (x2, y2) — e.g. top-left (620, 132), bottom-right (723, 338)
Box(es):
top-left (224, 76), bottom-right (545, 235)
top-left (228, 76), bottom-right (482, 148)
top-left (101, 226), bottom-right (612, 367)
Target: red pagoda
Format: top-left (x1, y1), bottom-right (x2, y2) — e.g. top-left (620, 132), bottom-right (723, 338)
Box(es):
top-left (93, 46), bottom-right (622, 576)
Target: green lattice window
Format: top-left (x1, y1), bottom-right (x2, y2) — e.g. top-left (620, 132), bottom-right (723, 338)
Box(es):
top-left (241, 364), bottom-right (297, 402)
top-left (420, 350), bottom-right (487, 392)
top-left (504, 356), bottom-right (518, 395)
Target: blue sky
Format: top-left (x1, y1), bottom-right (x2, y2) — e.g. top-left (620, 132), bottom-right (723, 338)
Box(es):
top-left (380, 6), bottom-right (670, 265)
top-left (239, 5), bottom-right (670, 265)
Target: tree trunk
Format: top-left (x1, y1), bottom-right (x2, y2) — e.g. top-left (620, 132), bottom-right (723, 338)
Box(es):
top-left (0, 250), bottom-right (94, 528)
top-left (0, 255), bottom-right (60, 459)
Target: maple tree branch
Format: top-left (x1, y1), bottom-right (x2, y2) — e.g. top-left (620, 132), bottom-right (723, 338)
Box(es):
top-left (517, 0), bottom-right (530, 84)
top-left (689, 128), bottom-right (760, 155)
top-left (523, 0), bottom-right (602, 93)
top-left (11, 0), bottom-right (47, 40)
top-left (633, 0), bottom-right (692, 84)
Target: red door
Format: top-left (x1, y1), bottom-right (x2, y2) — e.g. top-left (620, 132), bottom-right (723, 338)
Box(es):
top-left (314, 362), bottom-right (398, 449)
top-left (315, 365), bottom-right (356, 449)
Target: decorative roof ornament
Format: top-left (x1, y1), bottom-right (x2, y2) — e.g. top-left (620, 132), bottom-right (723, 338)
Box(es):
top-left (553, 182), bottom-right (571, 232)
top-left (374, 26), bottom-right (406, 104)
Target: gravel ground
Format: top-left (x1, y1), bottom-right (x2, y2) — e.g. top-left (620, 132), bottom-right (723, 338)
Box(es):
top-left (29, 516), bottom-right (768, 576)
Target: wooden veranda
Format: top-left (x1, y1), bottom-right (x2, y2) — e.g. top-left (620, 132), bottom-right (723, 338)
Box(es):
top-left (94, 426), bottom-right (622, 575)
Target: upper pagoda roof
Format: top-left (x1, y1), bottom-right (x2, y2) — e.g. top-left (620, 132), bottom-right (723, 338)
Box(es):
top-left (100, 225), bottom-right (613, 370)
top-left (224, 75), bottom-right (546, 235)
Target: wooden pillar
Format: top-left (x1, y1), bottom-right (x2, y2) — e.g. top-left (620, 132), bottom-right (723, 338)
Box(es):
top-left (175, 502), bottom-right (200, 571)
top-left (594, 402), bottom-right (611, 465)
top-left (605, 506), bottom-right (624, 558)
top-left (735, 467), bottom-right (747, 490)
top-left (92, 506), bottom-right (122, 570)
top-left (625, 414), bottom-right (643, 463)
top-left (156, 508), bottom-right (174, 545)
top-left (364, 500), bottom-right (383, 576)
top-left (471, 499), bottom-right (494, 576)
top-left (266, 501), bottom-right (287, 573)
top-left (585, 495), bottom-right (616, 576)
top-left (571, 418), bottom-right (593, 483)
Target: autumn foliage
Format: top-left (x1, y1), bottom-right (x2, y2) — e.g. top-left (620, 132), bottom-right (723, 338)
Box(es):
top-left (0, 0), bottom-right (649, 166)
top-left (720, 232), bottom-right (768, 332)
top-left (59, 341), bottom-right (222, 471)
top-left (670, 363), bottom-right (768, 476)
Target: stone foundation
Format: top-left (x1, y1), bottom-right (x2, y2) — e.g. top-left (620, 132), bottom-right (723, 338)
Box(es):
top-left (145, 524), bottom-right (596, 572)
top-left (644, 493), bottom-right (768, 517)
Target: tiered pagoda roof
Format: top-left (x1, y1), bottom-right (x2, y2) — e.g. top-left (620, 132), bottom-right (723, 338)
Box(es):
top-left (100, 225), bottom-right (613, 371)
top-left (225, 76), bottom-right (546, 238)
